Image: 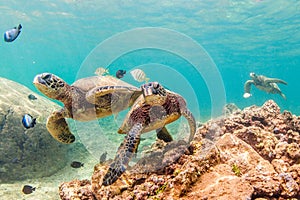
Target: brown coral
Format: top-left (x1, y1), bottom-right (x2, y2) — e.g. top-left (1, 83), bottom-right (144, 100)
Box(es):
top-left (59, 100), bottom-right (300, 199)
top-left (59, 179), bottom-right (96, 200)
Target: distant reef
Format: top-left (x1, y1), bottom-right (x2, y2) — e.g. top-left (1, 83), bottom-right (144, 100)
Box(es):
top-left (0, 77), bottom-right (69, 182)
top-left (59, 100), bottom-right (300, 199)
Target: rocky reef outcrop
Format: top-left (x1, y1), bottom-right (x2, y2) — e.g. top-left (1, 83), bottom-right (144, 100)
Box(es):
top-left (0, 77), bottom-right (69, 182)
top-left (59, 100), bottom-right (300, 199)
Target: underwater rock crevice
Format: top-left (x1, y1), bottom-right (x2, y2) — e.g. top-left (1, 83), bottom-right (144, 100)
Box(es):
top-left (0, 107), bottom-right (13, 133)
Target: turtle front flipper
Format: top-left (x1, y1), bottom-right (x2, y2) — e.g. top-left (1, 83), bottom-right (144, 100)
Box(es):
top-left (265, 78), bottom-right (287, 85)
top-left (270, 83), bottom-right (287, 100)
top-left (46, 109), bottom-right (75, 144)
top-left (102, 123), bottom-right (143, 186)
top-left (243, 80), bottom-right (254, 98)
top-left (156, 127), bottom-right (173, 142)
top-left (86, 86), bottom-right (142, 111)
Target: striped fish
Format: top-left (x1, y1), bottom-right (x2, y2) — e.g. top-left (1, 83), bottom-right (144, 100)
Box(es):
top-left (130, 69), bottom-right (149, 83)
top-left (94, 67), bottom-right (109, 76)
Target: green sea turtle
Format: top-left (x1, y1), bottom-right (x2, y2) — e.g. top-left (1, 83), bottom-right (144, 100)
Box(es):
top-left (102, 82), bottom-right (196, 186)
top-left (243, 72), bottom-right (287, 99)
top-left (33, 73), bottom-right (142, 144)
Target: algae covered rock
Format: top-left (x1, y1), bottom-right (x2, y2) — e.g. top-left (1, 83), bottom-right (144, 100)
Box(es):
top-left (58, 100), bottom-right (300, 199)
top-left (0, 77), bottom-right (69, 182)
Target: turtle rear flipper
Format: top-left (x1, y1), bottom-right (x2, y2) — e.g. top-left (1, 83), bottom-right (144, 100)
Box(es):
top-left (102, 123), bottom-right (143, 186)
top-left (46, 110), bottom-right (75, 144)
top-left (265, 78), bottom-right (287, 85)
top-left (268, 83), bottom-right (287, 100)
top-left (156, 127), bottom-right (173, 142)
top-left (280, 93), bottom-right (287, 100)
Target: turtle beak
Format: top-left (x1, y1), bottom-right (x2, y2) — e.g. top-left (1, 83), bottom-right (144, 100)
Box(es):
top-left (33, 73), bottom-right (53, 86)
top-left (141, 84), bottom-right (150, 96)
top-left (141, 82), bottom-right (167, 105)
top-left (141, 82), bottom-right (166, 97)
top-left (141, 82), bottom-right (155, 97)
top-left (33, 75), bottom-right (45, 86)
top-left (33, 74), bottom-right (41, 85)
top-left (250, 72), bottom-right (256, 77)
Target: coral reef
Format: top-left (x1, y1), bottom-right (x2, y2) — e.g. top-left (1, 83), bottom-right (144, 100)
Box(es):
top-left (0, 77), bottom-right (70, 182)
top-left (60, 179), bottom-right (96, 200)
top-left (59, 100), bottom-right (300, 199)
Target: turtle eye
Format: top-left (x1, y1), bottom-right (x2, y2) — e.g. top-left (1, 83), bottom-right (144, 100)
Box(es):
top-left (153, 82), bottom-right (159, 89)
top-left (43, 74), bottom-right (52, 81)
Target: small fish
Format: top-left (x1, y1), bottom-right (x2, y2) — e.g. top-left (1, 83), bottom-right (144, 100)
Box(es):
top-left (100, 151), bottom-right (108, 164)
top-left (22, 114), bottom-right (36, 129)
top-left (115, 70), bottom-right (126, 79)
top-left (28, 94), bottom-right (37, 100)
top-left (70, 161), bottom-right (84, 168)
top-left (130, 69), bottom-right (149, 82)
top-left (94, 67), bottom-right (109, 76)
top-left (22, 185), bottom-right (35, 194)
top-left (4, 24), bottom-right (22, 42)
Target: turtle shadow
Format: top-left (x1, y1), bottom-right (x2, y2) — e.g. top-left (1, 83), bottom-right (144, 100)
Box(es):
top-left (129, 139), bottom-right (191, 174)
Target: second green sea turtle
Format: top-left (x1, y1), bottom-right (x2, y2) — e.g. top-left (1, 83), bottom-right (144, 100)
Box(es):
top-left (33, 73), bottom-right (142, 143)
top-left (243, 72), bottom-right (287, 99)
top-left (102, 82), bottom-right (196, 186)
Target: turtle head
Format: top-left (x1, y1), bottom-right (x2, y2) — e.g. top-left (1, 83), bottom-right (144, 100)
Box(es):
top-left (250, 72), bottom-right (257, 79)
top-left (250, 72), bottom-right (261, 82)
top-left (141, 82), bottom-right (167, 105)
top-left (33, 73), bottom-right (67, 99)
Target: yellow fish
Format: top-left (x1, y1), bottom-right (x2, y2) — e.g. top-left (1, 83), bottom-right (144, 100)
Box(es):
top-left (94, 67), bottom-right (109, 76)
top-left (130, 69), bottom-right (149, 82)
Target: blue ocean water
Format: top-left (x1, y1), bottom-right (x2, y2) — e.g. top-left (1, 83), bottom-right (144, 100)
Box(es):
top-left (0, 0), bottom-right (299, 198)
top-left (1, 0), bottom-right (299, 119)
